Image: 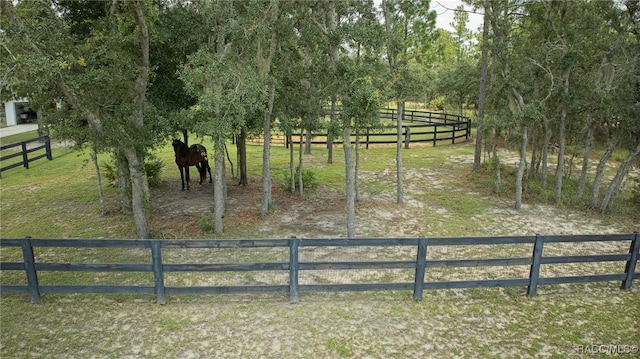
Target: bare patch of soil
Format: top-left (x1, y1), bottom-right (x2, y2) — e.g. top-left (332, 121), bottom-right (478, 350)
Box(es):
top-left (151, 151), bottom-right (636, 240)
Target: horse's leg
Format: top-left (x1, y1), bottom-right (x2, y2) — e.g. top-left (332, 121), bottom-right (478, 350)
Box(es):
top-left (195, 163), bottom-right (204, 184)
top-left (206, 160), bottom-right (212, 183)
top-left (179, 166), bottom-right (185, 191)
top-left (185, 165), bottom-right (190, 190)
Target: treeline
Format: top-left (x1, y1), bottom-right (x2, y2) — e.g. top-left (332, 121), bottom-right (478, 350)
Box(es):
top-left (1, 0), bottom-right (638, 238)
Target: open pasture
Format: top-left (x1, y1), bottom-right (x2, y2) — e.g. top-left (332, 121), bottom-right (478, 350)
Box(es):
top-left (1, 132), bottom-right (638, 358)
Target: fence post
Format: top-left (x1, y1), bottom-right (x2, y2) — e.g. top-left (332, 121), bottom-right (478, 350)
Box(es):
top-left (45, 136), bottom-right (52, 160)
top-left (621, 232), bottom-right (640, 290)
top-left (289, 236), bottom-right (299, 304)
top-left (366, 129), bottom-right (370, 149)
top-left (21, 142), bottom-right (29, 169)
top-left (413, 236), bottom-right (428, 301)
top-left (466, 119), bottom-right (471, 140)
top-left (21, 236), bottom-right (40, 304)
top-left (527, 234), bottom-right (544, 296)
top-left (432, 124), bottom-right (438, 147)
top-left (151, 240), bottom-right (166, 305)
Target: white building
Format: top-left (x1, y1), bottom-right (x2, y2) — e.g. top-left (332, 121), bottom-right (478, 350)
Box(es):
top-left (3, 99), bottom-right (36, 126)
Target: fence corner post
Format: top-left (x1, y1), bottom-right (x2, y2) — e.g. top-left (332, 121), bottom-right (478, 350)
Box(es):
top-left (621, 232), bottom-right (639, 290)
top-left (527, 234), bottom-right (544, 296)
top-left (151, 240), bottom-right (166, 305)
top-left (413, 236), bottom-right (428, 301)
top-left (21, 236), bottom-right (40, 304)
top-left (289, 236), bottom-right (299, 304)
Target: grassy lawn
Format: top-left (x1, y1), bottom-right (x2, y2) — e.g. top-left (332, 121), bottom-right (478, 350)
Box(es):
top-left (1, 131), bottom-right (638, 358)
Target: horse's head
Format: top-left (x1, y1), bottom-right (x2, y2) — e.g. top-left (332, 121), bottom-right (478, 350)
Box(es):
top-left (172, 139), bottom-right (186, 156)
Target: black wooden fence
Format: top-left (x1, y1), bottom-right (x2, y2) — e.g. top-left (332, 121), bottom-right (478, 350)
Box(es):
top-left (0, 135), bottom-right (52, 176)
top-left (1, 233), bottom-right (638, 305)
top-left (279, 108), bottom-right (471, 148)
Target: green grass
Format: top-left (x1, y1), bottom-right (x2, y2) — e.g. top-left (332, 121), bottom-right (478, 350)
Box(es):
top-left (1, 132), bottom-right (639, 358)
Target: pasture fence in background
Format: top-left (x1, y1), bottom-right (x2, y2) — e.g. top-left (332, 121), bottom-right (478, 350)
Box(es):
top-left (0, 233), bottom-right (637, 305)
top-left (0, 135), bottom-right (52, 177)
top-left (262, 108), bottom-right (471, 148)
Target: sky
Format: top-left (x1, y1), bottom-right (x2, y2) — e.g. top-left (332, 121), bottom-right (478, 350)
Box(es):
top-left (430, 0), bottom-right (484, 33)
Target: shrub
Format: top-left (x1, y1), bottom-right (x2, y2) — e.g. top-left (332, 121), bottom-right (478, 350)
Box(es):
top-left (279, 166), bottom-right (318, 192)
top-left (102, 154), bottom-right (164, 188)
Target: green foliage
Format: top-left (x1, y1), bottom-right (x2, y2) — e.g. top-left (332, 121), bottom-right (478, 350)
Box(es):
top-left (279, 166), bottom-right (318, 192)
top-left (102, 154), bottom-right (164, 188)
top-left (428, 96), bottom-right (446, 110)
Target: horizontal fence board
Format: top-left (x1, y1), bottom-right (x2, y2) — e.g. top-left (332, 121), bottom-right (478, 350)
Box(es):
top-left (0, 136), bottom-right (46, 151)
top-left (426, 257), bottom-right (532, 268)
top-left (299, 261), bottom-right (415, 270)
top-left (0, 152), bottom-right (24, 161)
top-left (423, 278), bottom-right (530, 290)
top-left (29, 239), bottom-right (151, 248)
top-left (299, 238), bottom-right (419, 247)
top-left (299, 282), bottom-right (413, 293)
top-left (0, 285), bottom-right (29, 293)
top-left (165, 285), bottom-right (289, 295)
top-left (0, 162), bottom-right (25, 171)
top-left (428, 236), bottom-right (535, 246)
top-left (542, 234), bottom-right (634, 243)
top-left (36, 263), bottom-right (152, 272)
top-left (538, 274), bottom-right (626, 285)
top-left (0, 262), bottom-right (26, 270)
top-left (163, 262), bottom-right (288, 272)
top-left (540, 254), bottom-right (631, 264)
top-left (39, 285), bottom-right (156, 295)
top-left (162, 239), bottom-right (289, 248)
top-left (0, 239), bottom-right (24, 246)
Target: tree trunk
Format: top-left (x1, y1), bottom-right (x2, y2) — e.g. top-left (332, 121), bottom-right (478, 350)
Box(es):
top-left (494, 129), bottom-right (501, 194)
top-left (355, 129), bottom-right (361, 203)
top-left (343, 126), bottom-right (356, 238)
top-left (237, 128), bottom-right (248, 186)
top-left (289, 133), bottom-right (295, 194)
top-left (541, 114), bottom-right (552, 188)
top-left (261, 82), bottom-right (275, 215)
top-left (554, 73), bottom-right (569, 204)
top-left (115, 150), bottom-right (132, 214)
top-left (473, 6), bottom-right (489, 173)
top-left (327, 100), bottom-right (337, 164)
top-left (260, 0), bottom-right (278, 215)
top-left (213, 143), bottom-right (225, 234)
top-left (600, 142), bottom-right (640, 213)
top-left (124, 148), bottom-right (150, 239)
top-left (515, 126), bottom-right (528, 210)
top-left (590, 137), bottom-right (618, 209)
top-left (305, 129), bottom-right (312, 155)
top-left (298, 133), bottom-right (304, 197)
top-left (396, 101), bottom-right (404, 205)
top-left (577, 114), bottom-right (594, 200)
top-left (90, 146), bottom-right (106, 216)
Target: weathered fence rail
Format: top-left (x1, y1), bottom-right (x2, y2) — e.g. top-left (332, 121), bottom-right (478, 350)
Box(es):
top-left (0, 135), bottom-right (52, 176)
top-left (1, 233), bottom-right (637, 305)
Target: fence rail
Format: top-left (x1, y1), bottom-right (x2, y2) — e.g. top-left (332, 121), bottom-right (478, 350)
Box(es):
top-left (265, 108), bottom-right (471, 148)
top-left (0, 135), bottom-right (52, 176)
top-left (0, 233), bottom-right (637, 305)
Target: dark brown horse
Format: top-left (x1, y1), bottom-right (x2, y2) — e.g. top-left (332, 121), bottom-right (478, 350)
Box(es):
top-left (172, 139), bottom-right (212, 190)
